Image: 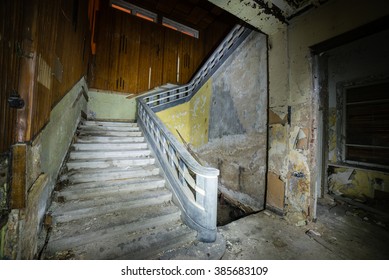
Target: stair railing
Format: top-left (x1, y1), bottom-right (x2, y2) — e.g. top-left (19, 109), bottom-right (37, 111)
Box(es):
top-left (137, 24), bottom-right (251, 242)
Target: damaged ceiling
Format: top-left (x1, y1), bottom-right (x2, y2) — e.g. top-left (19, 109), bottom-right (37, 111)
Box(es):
top-left (119, 0), bottom-right (239, 31)
top-left (208, 0), bottom-right (329, 34)
top-left (116, 1), bottom-right (327, 34)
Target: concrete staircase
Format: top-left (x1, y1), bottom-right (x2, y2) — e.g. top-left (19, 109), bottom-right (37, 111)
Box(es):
top-left (40, 120), bottom-right (199, 260)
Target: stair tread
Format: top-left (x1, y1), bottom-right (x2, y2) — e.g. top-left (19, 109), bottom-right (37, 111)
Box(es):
top-left (58, 175), bottom-right (165, 191)
top-left (82, 121), bottom-right (138, 127)
top-left (51, 192), bottom-right (173, 223)
top-left (73, 223), bottom-right (196, 260)
top-left (76, 136), bottom-right (145, 143)
top-left (45, 208), bottom-right (182, 254)
top-left (52, 187), bottom-right (171, 212)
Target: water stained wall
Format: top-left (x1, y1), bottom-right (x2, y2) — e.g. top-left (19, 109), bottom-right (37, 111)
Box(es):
top-left (196, 30), bottom-right (268, 211)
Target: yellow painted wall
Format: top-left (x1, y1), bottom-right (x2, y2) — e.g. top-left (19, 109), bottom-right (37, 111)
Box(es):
top-left (156, 79), bottom-right (213, 148)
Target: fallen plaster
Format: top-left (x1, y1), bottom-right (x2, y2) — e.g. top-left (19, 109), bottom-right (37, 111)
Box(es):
top-left (328, 167), bottom-right (389, 200)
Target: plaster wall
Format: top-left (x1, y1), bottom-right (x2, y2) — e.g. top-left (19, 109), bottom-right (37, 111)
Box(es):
top-left (267, 0), bottom-right (389, 220)
top-left (87, 90), bottom-right (136, 121)
top-left (157, 31), bottom-right (268, 210)
top-left (197, 31), bottom-right (268, 211)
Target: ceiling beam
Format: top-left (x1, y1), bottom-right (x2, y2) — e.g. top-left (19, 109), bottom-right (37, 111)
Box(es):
top-left (208, 0), bottom-right (287, 34)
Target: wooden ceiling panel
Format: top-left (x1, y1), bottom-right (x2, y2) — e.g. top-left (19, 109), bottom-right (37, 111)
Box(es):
top-left (121, 0), bottom-right (238, 31)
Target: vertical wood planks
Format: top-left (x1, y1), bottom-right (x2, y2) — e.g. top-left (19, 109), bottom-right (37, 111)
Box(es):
top-left (89, 5), bottom-right (232, 95)
top-left (10, 144), bottom-right (27, 209)
top-left (0, 0), bottom-right (23, 153)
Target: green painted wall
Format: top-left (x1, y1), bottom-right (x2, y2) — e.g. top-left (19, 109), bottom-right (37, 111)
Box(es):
top-left (87, 90), bottom-right (137, 121)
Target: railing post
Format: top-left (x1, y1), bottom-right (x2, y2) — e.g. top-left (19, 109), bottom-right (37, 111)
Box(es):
top-left (196, 174), bottom-right (218, 242)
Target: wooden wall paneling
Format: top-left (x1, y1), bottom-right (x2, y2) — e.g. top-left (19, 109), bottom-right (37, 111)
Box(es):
top-left (123, 16), bottom-right (141, 93)
top-left (91, 7), bottom-right (113, 90)
top-left (110, 10), bottom-right (124, 92)
top-left (162, 29), bottom-right (180, 85)
top-left (149, 24), bottom-right (165, 90)
top-left (0, 0), bottom-right (23, 153)
top-left (32, 0), bottom-right (58, 136)
top-left (137, 22), bottom-right (153, 93)
top-left (178, 34), bottom-right (203, 84)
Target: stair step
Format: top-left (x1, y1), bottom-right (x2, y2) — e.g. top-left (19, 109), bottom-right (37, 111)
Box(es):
top-left (69, 149), bottom-right (151, 160)
top-left (57, 175), bottom-right (165, 192)
top-left (116, 227), bottom-right (197, 260)
top-left (78, 125), bottom-right (140, 132)
top-left (56, 178), bottom-right (166, 201)
top-left (52, 187), bottom-right (171, 213)
top-left (77, 130), bottom-right (142, 137)
top-left (72, 142), bottom-right (147, 151)
top-left (46, 208), bottom-right (181, 253)
top-left (62, 166), bottom-right (160, 183)
top-left (75, 136), bottom-right (145, 143)
top-left (69, 223), bottom-right (196, 260)
top-left (66, 157), bottom-right (155, 170)
top-left (52, 191), bottom-right (173, 223)
top-left (82, 121), bottom-right (138, 127)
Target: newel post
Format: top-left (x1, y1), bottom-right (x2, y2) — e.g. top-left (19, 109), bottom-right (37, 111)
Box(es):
top-left (196, 174), bottom-right (218, 242)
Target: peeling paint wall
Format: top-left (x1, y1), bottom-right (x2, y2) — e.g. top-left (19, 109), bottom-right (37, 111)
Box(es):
top-left (266, 0), bottom-right (389, 220)
top-left (197, 31), bottom-right (268, 211)
top-left (157, 31), bottom-right (268, 211)
top-left (4, 78), bottom-right (88, 259)
top-left (156, 79), bottom-right (212, 148)
top-left (87, 90), bottom-right (137, 121)
top-left (325, 29), bottom-right (389, 200)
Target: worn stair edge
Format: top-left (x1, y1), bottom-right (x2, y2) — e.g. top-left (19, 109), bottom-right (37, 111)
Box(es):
top-left (51, 222), bottom-right (195, 260)
top-left (53, 187), bottom-right (170, 211)
top-left (57, 175), bottom-right (164, 191)
top-left (75, 136), bottom-right (145, 143)
top-left (46, 211), bottom-right (182, 253)
top-left (62, 166), bottom-right (160, 183)
top-left (66, 157), bottom-right (156, 170)
top-left (116, 229), bottom-right (197, 260)
top-left (52, 193), bottom-right (173, 223)
top-left (56, 179), bottom-right (165, 201)
top-left (77, 131), bottom-right (143, 137)
top-left (48, 204), bottom-right (180, 244)
top-left (78, 125), bottom-right (141, 132)
top-left (82, 121), bottom-right (138, 127)
top-left (69, 150), bottom-right (151, 160)
top-left (72, 143), bottom-right (148, 151)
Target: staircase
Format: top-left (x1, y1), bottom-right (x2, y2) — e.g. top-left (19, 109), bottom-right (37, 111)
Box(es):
top-left (40, 120), bottom-right (201, 260)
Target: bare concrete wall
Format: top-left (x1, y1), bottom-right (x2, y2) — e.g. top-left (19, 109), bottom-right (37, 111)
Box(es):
top-left (4, 78), bottom-right (88, 259)
top-left (196, 30), bottom-right (268, 211)
top-left (266, 0), bottom-right (389, 222)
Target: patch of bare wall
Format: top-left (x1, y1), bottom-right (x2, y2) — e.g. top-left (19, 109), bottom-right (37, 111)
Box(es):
top-left (195, 31), bottom-right (268, 211)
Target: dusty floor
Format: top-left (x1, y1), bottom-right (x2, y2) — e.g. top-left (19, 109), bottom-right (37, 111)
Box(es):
top-left (218, 197), bottom-right (389, 259)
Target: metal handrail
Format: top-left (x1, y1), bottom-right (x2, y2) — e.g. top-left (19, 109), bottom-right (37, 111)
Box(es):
top-left (137, 24), bottom-right (251, 242)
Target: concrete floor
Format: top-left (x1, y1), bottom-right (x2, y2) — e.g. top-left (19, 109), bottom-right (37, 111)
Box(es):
top-left (218, 197), bottom-right (389, 260)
